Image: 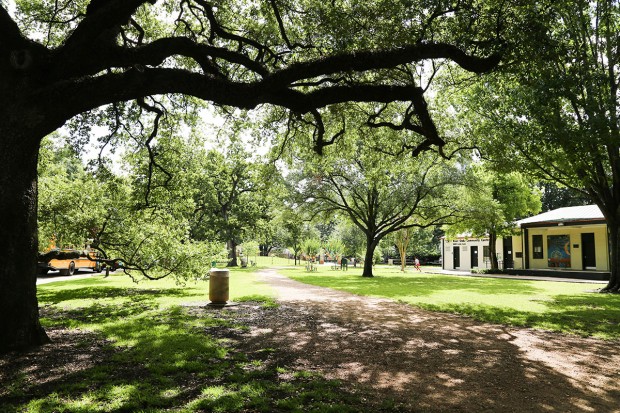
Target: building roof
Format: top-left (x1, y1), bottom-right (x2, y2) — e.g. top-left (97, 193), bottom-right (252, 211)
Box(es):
top-left (516, 205), bottom-right (605, 227)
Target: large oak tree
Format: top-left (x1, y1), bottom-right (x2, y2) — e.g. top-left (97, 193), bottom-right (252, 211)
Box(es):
top-left (0, 0), bottom-right (503, 352)
top-left (449, 1), bottom-right (620, 290)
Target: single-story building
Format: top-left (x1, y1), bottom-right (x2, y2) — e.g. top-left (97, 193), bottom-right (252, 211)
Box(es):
top-left (441, 235), bottom-right (506, 271)
top-left (513, 205), bottom-right (609, 276)
top-left (441, 205), bottom-right (610, 280)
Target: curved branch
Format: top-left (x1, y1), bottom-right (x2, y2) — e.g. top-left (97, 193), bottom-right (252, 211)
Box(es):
top-left (268, 0), bottom-right (313, 52)
top-left (192, 0), bottom-right (275, 61)
top-left (265, 42), bottom-right (501, 86)
top-left (0, 5), bottom-right (29, 51)
top-left (52, 37), bottom-right (268, 80)
top-left (136, 97), bottom-right (173, 207)
top-left (62, 0), bottom-right (155, 53)
top-left (35, 68), bottom-right (428, 127)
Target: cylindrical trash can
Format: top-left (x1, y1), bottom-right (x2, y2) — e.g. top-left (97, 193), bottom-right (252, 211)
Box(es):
top-left (209, 269), bottom-right (230, 305)
top-left (388, 259), bottom-right (393, 265)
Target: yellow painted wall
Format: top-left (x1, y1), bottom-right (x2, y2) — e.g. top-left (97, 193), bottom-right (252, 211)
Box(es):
top-left (521, 224), bottom-right (608, 271)
top-left (512, 234), bottom-right (523, 269)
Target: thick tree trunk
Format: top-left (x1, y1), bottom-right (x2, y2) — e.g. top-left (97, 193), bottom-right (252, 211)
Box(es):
top-left (604, 221), bottom-right (620, 292)
top-left (0, 131), bottom-right (50, 353)
top-left (362, 236), bottom-right (378, 277)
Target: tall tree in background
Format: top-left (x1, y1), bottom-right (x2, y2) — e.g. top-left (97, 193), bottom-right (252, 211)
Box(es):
top-left (393, 225), bottom-right (415, 272)
top-left (446, 165), bottom-right (541, 270)
top-left (295, 138), bottom-right (458, 277)
top-left (0, 0), bottom-right (505, 352)
top-left (539, 182), bottom-right (590, 212)
top-left (39, 130), bottom-right (226, 281)
top-left (452, 1), bottom-right (620, 290)
top-left (37, 134), bottom-right (105, 250)
top-left (279, 205), bottom-right (307, 266)
top-left (334, 222), bottom-right (367, 262)
top-left (191, 144), bottom-right (271, 267)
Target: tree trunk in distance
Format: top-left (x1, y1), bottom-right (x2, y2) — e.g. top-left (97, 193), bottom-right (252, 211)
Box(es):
top-left (488, 231), bottom-right (498, 270)
top-left (0, 131), bottom-right (50, 353)
top-left (362, 236), bottom-right (377, 277)
top-left (227, 239), bottom-right (238, 267)
top-left (604, 220), bottom-right (620, 292)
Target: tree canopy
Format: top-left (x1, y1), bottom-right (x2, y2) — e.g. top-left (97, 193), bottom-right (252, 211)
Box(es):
top-left (445, 164), bottom-right (541, 269)
top-left (291, 132), bottom-right (459, 276)
top-left (0, 0), bottom-right (508, 353)
top-left (443, 1), bottom-right (620, 290)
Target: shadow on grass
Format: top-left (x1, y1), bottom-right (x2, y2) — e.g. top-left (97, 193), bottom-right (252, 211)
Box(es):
top-left (2, 299), bottom-right (382, 413)
top-left (418, 294), bottom-right (620, 339)
top-left (38, 286), bottom-right (195, 307)
top-left (285, 269), bottom-right (620, 339)
top-left (231, 298), bottom-right (620, 413)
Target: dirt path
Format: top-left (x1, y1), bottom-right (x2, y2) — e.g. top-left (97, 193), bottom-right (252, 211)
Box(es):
top-left (238, 269), bottom-right (620, 412)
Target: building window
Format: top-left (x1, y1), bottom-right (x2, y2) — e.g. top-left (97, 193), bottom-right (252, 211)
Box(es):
top-left (533, 235), bottom-right (543, 259)
top-left (483, 246), bottom-right (490, 258)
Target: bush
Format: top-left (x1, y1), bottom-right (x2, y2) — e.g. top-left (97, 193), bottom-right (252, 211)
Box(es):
top-left (471, 268), bottom-right (512, 275)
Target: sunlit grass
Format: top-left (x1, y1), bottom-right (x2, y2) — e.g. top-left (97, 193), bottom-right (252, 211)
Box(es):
top-left (281, 263), bottom-right (620, 340)
top-left (1, 267), bottom-right (380, 413)
top-left (38, 266), bottom-right (275, 310)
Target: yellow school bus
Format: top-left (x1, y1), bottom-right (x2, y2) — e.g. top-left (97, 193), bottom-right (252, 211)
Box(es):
top-left (38, 248), bottom-right (102, 275)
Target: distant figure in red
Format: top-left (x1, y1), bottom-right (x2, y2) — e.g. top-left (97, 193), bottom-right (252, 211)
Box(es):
top-left (414, 257), bottom-right (421, 271)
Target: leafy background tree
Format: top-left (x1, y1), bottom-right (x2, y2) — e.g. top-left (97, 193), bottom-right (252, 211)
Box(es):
top-left (279, 205), bottom-right (307, 266)
top-left (291, 131), bottom-right (459, 277)
top-left (539, 182), bottom-right (590, 212)
top-left (190, 142), bottom-right (272, 267)
top-left (333, 222), bottom-right (366, 263)
top-left (38, 133), bottom-right (105, 251)
top-left (440, 1), bottom-right (620, 289)
top-left (445, 164), bottom-right (541, 270)
top-left (392, 226), bottom-right (414, 272)
top-left (38, 127), bottom-right (229, 281)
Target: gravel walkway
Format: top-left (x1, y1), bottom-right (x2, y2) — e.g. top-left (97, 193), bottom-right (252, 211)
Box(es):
top-left (243, 268), bottom-right (620, 413)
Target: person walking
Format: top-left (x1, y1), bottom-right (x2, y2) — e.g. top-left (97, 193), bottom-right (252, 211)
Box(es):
top-left (414, 257), bottom-right (421, 271)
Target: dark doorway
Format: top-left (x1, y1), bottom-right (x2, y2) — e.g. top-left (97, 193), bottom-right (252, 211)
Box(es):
top-left (470, 246), bottom-right (478, 268)
top-left (453, 246), bottom-right (460, 269)
top-left (503, 237), bottom-right (513, 269)
top-left (581, 233), bottom-right (596, 270)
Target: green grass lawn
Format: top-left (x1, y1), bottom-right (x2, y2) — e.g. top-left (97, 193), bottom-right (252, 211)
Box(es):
top-left (7, 262), bottom-right (619, 412)
top-left (282, 263), bottom-right (620, 340)
top-left (3, 269), bottom-right (388, 413)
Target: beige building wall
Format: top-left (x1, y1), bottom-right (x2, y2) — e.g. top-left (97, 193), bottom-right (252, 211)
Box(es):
top-left (442, 237), bottom-right (504, 271)
top-left (512, 233), bottom-right (524, 269)
top-left (518, 224), bottom-right (608, 271)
